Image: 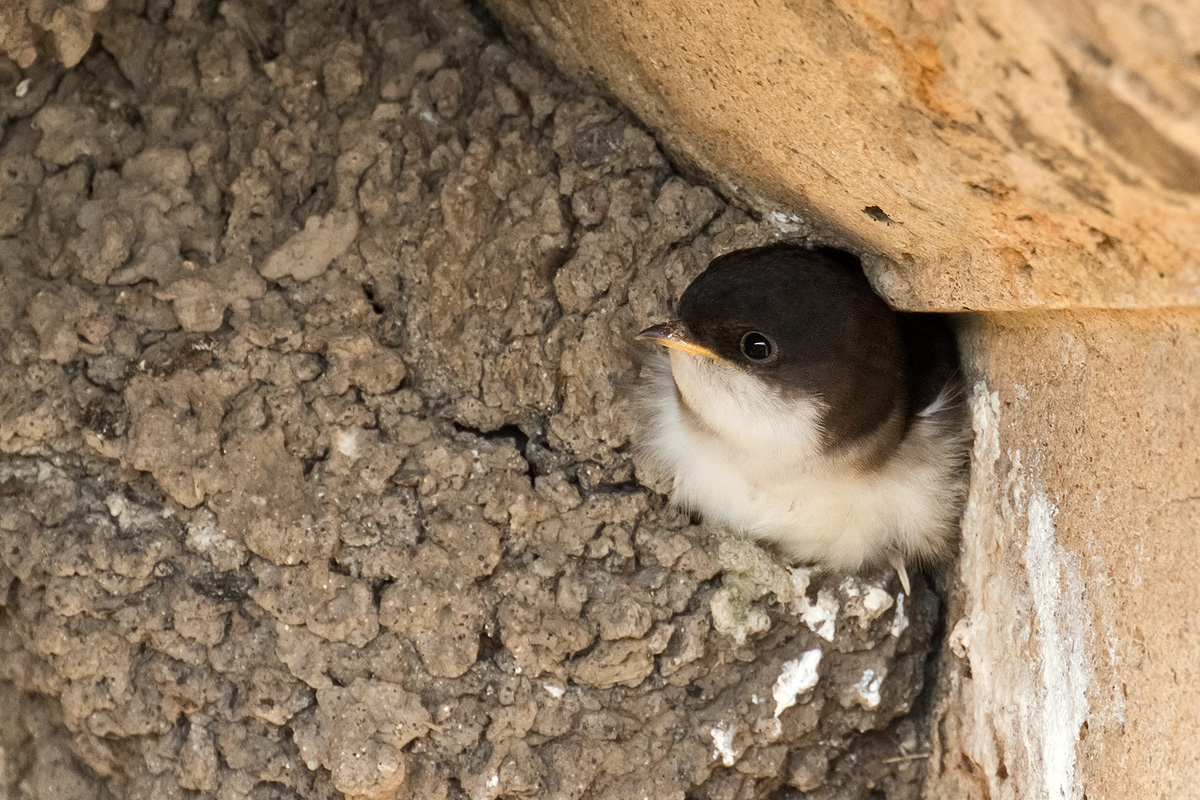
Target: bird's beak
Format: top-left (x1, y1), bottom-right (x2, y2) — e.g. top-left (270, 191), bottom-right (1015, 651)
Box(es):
top-left (636, 320), bottom-right (722, 361)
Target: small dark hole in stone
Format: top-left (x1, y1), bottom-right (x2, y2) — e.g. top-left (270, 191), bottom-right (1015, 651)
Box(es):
top-left (863, 205), bottom-right (893, 224)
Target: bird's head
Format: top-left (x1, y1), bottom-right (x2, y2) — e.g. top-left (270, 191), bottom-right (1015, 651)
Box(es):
top-left (637, 244), bottom-right (907, 455)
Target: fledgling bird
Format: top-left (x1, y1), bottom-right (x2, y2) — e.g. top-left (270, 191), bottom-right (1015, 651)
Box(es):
top-left (633, 244), bottom-right (970, 592)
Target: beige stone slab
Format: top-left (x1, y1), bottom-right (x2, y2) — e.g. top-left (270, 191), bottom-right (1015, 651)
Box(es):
top-left (929, 309), bottom-right (1200, 799)
top-left (486, 0), bottom-right (1200, 311)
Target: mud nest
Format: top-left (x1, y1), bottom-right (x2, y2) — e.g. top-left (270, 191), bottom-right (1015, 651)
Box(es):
top-left (0, 1), bottom-right (941, 798)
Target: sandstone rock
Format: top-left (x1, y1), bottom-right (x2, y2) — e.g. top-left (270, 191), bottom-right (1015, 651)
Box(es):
top-left (484, 0), bottom-right (1200, 312)
top-left (927, 311), bottom-right (1200, 800)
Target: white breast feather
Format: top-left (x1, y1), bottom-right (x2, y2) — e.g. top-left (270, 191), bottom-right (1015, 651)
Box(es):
top-left (634, 352), bottom-right (966, 571)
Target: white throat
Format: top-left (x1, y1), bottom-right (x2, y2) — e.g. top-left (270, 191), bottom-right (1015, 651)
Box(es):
top-left (666, 350), bottom-right (826, 465)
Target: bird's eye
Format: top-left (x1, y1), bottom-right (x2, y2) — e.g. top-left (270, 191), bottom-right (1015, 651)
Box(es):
top-left (740, 331), bottom-right (774, 361)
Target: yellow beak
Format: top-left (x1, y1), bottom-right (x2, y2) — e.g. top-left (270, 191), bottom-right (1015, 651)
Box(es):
top-left (636, 320), bottom-right (722, 361)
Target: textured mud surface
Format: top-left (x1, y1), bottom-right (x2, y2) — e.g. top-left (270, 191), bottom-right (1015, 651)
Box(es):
top-left (1, 1), bottom-right (111, 70)
top-left (0, 2), bottom-right (939, 798)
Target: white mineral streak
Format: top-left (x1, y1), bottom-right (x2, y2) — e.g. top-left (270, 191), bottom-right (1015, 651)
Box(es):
top-left (789, 570), bottom-right (839, 641)
top-left (800, 591), bottom-right (838, 641)
top-left (889, 592), bottom-right (909, 638)
top-left (853, 668), bottom-right (885, 709)
top-left (335, 428), bottom-right (360, 458)
top-left (864, 586), bottom-right (893, 615)
top-left (773, 649), bottom-right (823, 718)
top-left (767, 210), bottom-right (805, 232)
top-left (952, 384), bottom-right (1091, 800)
top-left (789, 567), bottom-right (813, 594)
top-left (710, 722), bottom-right (738, 766)
top-left (1026, 490), bottom-right (1090, 800)
top-left (841, 576), bottom-right (893, 629)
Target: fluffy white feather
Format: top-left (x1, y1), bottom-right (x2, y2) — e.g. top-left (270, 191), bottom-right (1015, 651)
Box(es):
top-left (634, 351), bottom-right (968, 571)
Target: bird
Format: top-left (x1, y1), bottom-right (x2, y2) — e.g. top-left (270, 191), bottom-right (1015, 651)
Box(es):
top-left (632, 244), bottom-right (970, 593)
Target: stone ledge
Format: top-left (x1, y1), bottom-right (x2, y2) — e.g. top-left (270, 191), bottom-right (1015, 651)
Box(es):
top-left (485, 0), bottom-right (1200, 311)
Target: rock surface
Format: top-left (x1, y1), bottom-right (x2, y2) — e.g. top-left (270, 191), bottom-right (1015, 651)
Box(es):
top-left (0, 1), bottom-right (943, 798)
top-left (0, 1), bottom-right (108, 69)
top-left (484, 0), bottom-right (1200, 312)
top-left (929, 310), bottom-right (1200, 800)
